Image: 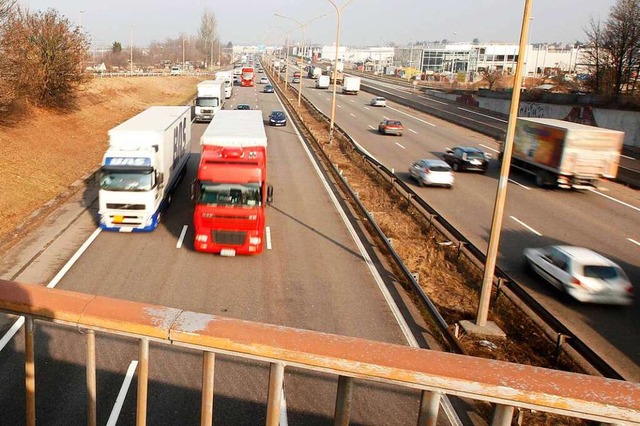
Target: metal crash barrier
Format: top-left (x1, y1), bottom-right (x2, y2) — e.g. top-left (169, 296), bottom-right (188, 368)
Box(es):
top-left (0, 280), bottom-right (638, 426)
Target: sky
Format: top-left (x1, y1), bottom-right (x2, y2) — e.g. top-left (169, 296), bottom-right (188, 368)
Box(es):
top-left (20, 0), bottom-right (618, 48)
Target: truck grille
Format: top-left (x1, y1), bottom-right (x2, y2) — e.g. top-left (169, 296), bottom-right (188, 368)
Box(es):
top-left (212, 231), bottom-right (246, 246)
top-left (106, 203), bottom-right (145, 210)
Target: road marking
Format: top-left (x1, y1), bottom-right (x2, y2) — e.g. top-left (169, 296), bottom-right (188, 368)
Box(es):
top-left (176, 225), bottom-right (188, 248)
top-left (364, 106), bottom-right (370, 110)
top-left (0, 316), bottom-right (25, 352)
top-left (510, 216), bottom-right (542, 236)
top-left (417, 95), bottom-right (448, 105)
top-left (266, 226), bottom-right (272, 250)
top-left (368, 125), bottom-right (375, 130)
top-left (106, 360), bottom-right (139, 426)
top-left (621, 154), bottom-right (634, 160)
top-left (479, 143), bottom-right (500, 153)
top-left (508, 179), bottom-right (532, 190)
top-left (48, 227), bottom-right (102, 288)
top-left (458, 107), bottom-right (508, 123)
top-left (382, 115), bottom-right (389, 120)
top-left (326, 97), bottom-right (330, 101)
top-left (589, 188), bottom-right (640, 213)
top-left (627, 238), bottom-right (640, 247)
top-left (280, 383), bottom-right (289, 426)
top-left (350, 99), bottom-right (355, 103)
top-left (337, 104), bottom-right (342, 108)
top-left (350, 113), bottom-right (356, 117)
top-left (395, 142), bottom-right (406, 149)
top-left (408, 129), bottom-right (418, 134)
top-left (386, 106), bottom-right (436, 127)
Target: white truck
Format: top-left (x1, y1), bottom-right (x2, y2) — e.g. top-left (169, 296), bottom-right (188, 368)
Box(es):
top-left (315, 75), bottom-right (330, 89)
top-left (505, 117), bottom-right (624, 189)
top-left (342, 75), bottom-right (361, 94)
top-left (195, 80), bottom-right (225, 122)
top-left (98, 106), bottom-right (191, 232)
top-left (215, 71), bottom-right (233, 99)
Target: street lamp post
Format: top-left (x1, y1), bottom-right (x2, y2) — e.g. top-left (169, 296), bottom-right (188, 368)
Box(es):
top-left (325, 0), bottom-right (356, 138)
top-left (130, 24), bottom-right (134, 75)
top-left (274, 13), bottom-right (326, 107)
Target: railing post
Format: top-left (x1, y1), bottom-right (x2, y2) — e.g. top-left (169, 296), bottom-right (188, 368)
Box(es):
top-left (137, 337), bottom-right (149, 426)
top-left (201, 352), bottom-right (215, 426)
top-left (86, 330), bottom-right (97, 426)
top-left (25, 316), bottom-right (35, 426)
top-left (417, 390), bottom-right (441, 426)
top-left (490, 404), bottom-right (515, 426)
top-left (266, 362), bottom-right (285, 426)
top-left (334, 375), bottom-right (354, 426)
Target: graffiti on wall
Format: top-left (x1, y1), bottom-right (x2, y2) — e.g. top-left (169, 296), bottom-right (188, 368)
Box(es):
top-left (518, 102), bottom-right (548, 118)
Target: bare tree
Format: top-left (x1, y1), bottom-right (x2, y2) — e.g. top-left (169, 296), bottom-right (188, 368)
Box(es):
top-left (479, 69), bottom-right (504, 90)
top-left (0, 0), bottom-right (16, 22)
top-left (197, 9), bottom-right (218, 69)
top-left (0, 8), bottom-right (90, 108)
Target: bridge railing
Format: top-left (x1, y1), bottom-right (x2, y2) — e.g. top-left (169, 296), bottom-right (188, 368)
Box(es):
top-left (0, 280), bottom-right (638, 426)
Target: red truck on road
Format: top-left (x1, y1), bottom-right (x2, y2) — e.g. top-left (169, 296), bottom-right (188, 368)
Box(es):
top-left (192, 110), bottom-right (271, 255)
top-left (241, 67), bottom-right (255, 87)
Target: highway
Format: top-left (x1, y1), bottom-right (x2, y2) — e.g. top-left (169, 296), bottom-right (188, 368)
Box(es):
top-left (281, 66), bottom-right (640, 380)
top-left (0, 74), bottom-right (466, 424)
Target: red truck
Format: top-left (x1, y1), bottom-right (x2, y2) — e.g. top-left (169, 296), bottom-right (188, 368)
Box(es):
top-left (240, 67), bottom-right (255, 87)
top-left (192, 110), bottom-right (272, 255)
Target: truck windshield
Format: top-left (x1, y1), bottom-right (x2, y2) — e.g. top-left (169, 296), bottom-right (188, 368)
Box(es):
top-left (100, 170), bottom-right (154, 191)
top-left (198, 182), bottom-right (261, 207)
top-left (242, 72), bottom-right (254, 79)
top-left (196, 97), bottom-right (220, 107)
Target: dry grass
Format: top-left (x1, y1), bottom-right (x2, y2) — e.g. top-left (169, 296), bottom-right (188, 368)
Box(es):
top-left (0, 75), bottom-right (205, 246)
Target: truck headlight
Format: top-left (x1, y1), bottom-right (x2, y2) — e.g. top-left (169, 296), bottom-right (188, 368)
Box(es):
top-left (249, 237), bottom-right (261, 245)
top-left (195, 234), bottom-right (209, 243)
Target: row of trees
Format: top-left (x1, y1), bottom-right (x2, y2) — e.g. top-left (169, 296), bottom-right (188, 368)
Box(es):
top-left (583, 0), bottom-right (640, 99)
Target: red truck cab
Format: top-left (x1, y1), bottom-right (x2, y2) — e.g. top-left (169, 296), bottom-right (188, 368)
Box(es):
top-left (241, 67), bottom-right (255, 87)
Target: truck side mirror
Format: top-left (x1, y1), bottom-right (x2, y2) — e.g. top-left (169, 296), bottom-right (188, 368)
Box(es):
top-left (266, 185), bottom-right (274, 205)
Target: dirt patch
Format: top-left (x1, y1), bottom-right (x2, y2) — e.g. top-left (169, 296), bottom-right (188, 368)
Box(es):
top-left (0, 75), bottom-right (205, 247)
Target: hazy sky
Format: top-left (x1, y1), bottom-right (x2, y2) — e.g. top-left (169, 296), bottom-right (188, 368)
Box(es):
top-left (20, 0), bottom-right (617, 47)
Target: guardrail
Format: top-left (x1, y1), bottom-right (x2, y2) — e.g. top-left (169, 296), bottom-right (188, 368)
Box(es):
top-left (1, 279), bottom-right (638, 426)
top-left (272, 70), bottom-right (628, 380)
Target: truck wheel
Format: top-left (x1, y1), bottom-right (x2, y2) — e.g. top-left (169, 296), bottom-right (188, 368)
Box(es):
top-left (535, 172), bottom-right (546, 188)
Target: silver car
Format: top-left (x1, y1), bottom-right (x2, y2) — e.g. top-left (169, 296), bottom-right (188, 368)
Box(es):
top-left (370, 97), bottom-right (387, 107)
top-left (409, 159), bottom-right (454, 188)
top-left (523, 245), bottom-right (634, 305)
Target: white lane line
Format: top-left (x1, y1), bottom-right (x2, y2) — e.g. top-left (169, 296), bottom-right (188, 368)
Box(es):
top-left (510, 216), bottom-right (542, 236)
top-left (0, 316), bottom-right (25, 352)
top-left (325, 97), bottom-right (330, 101)
top-left (458, 107), bottom-right (508, 123)
top-left (364, 106), bottom-right (370, 110)
top-left (589, 188), bottom-right (640, 213)
top-left (337, 104), bottom-right (342, 108)
top-left (386, 106), bottom-right (436, 127)
top-left (350, 99), bottom-right (355, 103)
top-left (627, 238), bottom-right (640, 247)
top-left (368, 125), bottom-right (375, 130)
top-left (266, 226), bottom-right (272, 250)
top-left (417, 95), bottom-right (448, 105)
top-left (479, 143), bottom-right (500, 153)
top-left (395, 142), bottom-right (406, 149)
top-left (48, 227), bottom-right (102, 288)
top-left (350, 113), bottom-right (356, 117)
top-left (280, 383), bottom-right (289, 426)
top-left (176, 225), bottom-right (188, 249)
top-left (508, 179), bottom-right (531, 190)
top-left (408, 129), bottom-right (418, 134)
top-left (382, 115), bottom-right (389, 120)
top-left (106, 360), bottom-right (139, 426)
top-left (621, 154), bottom-right (634, 160)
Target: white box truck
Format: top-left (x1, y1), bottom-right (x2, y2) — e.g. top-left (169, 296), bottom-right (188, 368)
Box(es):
top-left (195, 80), bottom-right (225, 122)
top-left (504, 118), bottom-right (624, 189)
top-left (98, 106), bottom-right (191, 232)
top-left (215, 71), bottom-right (233, 99)
top-left (342, 75), bottom-right (361, 94)
top-left (316, 75), bottom-right (330, 89)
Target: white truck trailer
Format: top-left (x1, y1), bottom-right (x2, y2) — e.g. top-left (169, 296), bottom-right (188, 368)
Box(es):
top-left (505, 117), bottom-right (624, 189)
top-left (342, 75), bottom-right (361, 94)
top-left (195, 80), bottom-right (225, 122)
top-left (98, 106), bottom-right (191, 232)
top-left (315, 75), bottom-right (330, 89)
top-left (215, 71), bottom-right (233, 99)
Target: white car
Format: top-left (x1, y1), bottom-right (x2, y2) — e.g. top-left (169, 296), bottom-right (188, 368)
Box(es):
top-left (260, 77), bottom-right (269, 84)
top-left (370, 97), bottom-right (387, 107)
top-left (408, 159), bottom-right (454, 188)
top-left (523, 246), bottom-right (634, 305)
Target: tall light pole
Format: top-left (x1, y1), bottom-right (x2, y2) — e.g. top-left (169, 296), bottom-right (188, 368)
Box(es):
top-left (182, 37), bottom-right (187, 72)
top-left (130, 24), bottom-right (134, 75)
top-left (474, 0), bottom-right (533, 330)
top-left (325, 0), bottom-right (356, 138)
top-left (274, 13), bottom-right (327, 107)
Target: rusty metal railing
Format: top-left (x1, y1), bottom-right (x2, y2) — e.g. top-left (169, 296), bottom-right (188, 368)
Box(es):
top-left (0, 279), bottom-right (638, 426)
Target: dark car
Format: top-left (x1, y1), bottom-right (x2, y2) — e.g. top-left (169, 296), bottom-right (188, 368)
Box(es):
top-left (378, 120), bottom-right (404, 136)
top-left (269, 110), bottom-right (287, 126)
top-left (236, 104), bottom-right (251, 110)
top-left (264, 84), bottom-right (274, 93)
top-left (442, 146), bottom-right (490, 173)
